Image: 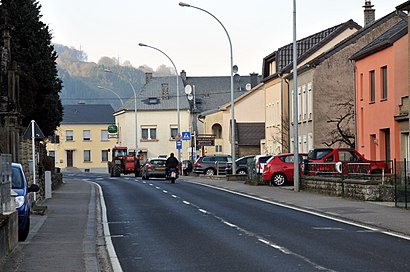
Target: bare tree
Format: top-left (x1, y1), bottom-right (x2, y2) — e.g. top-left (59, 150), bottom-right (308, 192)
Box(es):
top-left (269, 116), bottom-right (289, 154)
top-left (155, 64), bottom-right (174, 76)
top-left (323, 100), bottom-right (355, 148)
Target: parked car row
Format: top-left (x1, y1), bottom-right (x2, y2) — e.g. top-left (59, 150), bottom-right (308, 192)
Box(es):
top-left (191, 147), bottom-right (388, 186)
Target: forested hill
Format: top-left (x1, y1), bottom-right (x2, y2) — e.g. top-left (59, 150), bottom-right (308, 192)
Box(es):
top-left (54, 44), bottom-right (173, 110)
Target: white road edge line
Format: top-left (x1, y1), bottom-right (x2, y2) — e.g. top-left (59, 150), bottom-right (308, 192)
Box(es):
top-left (187, 181), bottom-right (410, 241)
top-left (91, 182), bottom-right (123, 272)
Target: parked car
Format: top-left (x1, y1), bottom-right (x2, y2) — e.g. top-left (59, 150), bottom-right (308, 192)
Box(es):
top-left (193, 155), bottom-right (232, 176)
top-left (262, 153), bottom-right (307, 186)
top-left (254, 155), bottom-right (273, 175)
top-left (225, 155), bottom-right (255, 175)
top-left (304, 148), bottom-right (390, 175)
top-left (12, 163), bottom-right (39, 241)
top-left (141, 158), bottom-right (167, 179)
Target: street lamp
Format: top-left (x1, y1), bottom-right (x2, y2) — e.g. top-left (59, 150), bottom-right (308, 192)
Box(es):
top-left (179, 2), bottom-right (237, 174)
top-left (97, 85), bottom-right (125, 106)
top-left (104, 69), bottom-right (139, 157)
top-left (138, 42), bottom-right (181, 162)
top-left (292, 0), bottom-right (300, 192)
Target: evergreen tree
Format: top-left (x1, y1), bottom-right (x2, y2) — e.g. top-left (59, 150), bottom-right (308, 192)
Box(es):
top-left (0, 0), bottom-right (63, 136)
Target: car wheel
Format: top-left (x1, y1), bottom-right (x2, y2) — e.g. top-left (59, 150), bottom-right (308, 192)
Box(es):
top-left (205, 168), bottom-right (216, 176)
top-left (236, 169), bottom-right (247, 175)
top-left (19, 216), bottom-right (30, 241)
top-left (271, 173), bottom-right (286, 186)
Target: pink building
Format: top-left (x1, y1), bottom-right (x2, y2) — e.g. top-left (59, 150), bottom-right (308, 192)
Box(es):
top-left (352, 20), bottom-right (408, 161)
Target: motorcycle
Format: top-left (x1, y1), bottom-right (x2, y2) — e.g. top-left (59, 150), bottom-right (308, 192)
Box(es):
top-left (166, 167), bottom-right (179, 183)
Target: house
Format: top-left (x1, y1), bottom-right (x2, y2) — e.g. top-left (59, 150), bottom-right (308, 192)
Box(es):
top-left (287, 3), bottom-right (403, 154)
top-left (113, 73), bottom-right (191, 161)
top-left (112, 70), bottom-right (261, 161)
top-left (351, 19), bottom-right (408, 161)
top-left (47, 104), bottom-right (116, 173)
top-left (198, 82), bottom-right (265, 157)
top-left (262, 19), bottom-right (361, 155)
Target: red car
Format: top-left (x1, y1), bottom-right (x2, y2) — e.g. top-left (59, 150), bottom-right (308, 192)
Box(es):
top-left (262, 153), bottom-right (307, 186)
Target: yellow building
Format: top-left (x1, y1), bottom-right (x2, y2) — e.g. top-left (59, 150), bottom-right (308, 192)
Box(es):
top-left (47, 104), bottom-right (116, 173)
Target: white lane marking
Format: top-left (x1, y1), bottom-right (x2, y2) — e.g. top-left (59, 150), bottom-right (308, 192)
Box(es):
top-left (258, 239), bottom-right (291, 254)
top-left (90, 182), bottom-right (123, 272)
top-left (198, 209), bottom-right (208, 214)
top-left (142, 181), bottom-right (146, 184)
top-left (313, 227), bottom-right (343, 230)
top-left (109, 235), bottom-right (125, 238)
top-left (163, 190), bottom-right (168, 193)
top-left (187, 181), bottom-right (410, 241)
top-left (183, 201), bottom-right (190, 205)
top-left (223, 221), bottom-right (237, 228)
top-left (155, 186), bottom-right (160, 189)
top-left (172, 195), bottom-right (177, 198)
top-left (149, 183), bottom-right (154, 186)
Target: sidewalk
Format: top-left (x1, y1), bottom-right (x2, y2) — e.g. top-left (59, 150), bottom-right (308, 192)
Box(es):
top-left (183, 175), bottom-right (410, 238)
top-left (0, 179), bottom-right (110, 272)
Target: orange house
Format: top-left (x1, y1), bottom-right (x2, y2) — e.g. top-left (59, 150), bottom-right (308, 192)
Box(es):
top-left (352, 20), bottom-right (408, 162)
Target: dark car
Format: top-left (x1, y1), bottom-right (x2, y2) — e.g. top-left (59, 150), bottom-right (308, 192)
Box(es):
top-left (12, 163), bottom-right (39, 241)
top-left (262, 153), bottom-right (307, 186)
top-left (225, 155), bottom-right (255, 175)
top-left (193, 155), bottom-right (232, 176)
top-left (141, 158), bottom-right (167, 179)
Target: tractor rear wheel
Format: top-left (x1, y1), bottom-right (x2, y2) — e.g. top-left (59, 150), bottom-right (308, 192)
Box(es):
top-left (113, 165), bottom-right (121, 177)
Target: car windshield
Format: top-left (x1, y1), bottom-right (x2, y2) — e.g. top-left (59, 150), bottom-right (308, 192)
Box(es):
top-left (12, 166), bottom-right (24, 189)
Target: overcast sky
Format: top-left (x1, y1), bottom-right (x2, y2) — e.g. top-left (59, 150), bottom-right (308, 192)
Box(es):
top-left (38, 0), bottom-right (405, 76)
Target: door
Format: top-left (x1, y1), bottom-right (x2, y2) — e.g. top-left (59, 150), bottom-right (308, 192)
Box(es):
top-left (66, 150), bottom-right (74, 167)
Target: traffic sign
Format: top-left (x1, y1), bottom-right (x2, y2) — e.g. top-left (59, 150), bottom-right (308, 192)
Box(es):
top-left (176, 140), bottom-right (182, 150)
top-left (181, 131), bottom-right (191, 141)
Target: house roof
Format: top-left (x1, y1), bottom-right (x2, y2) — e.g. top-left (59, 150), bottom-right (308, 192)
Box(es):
top-left (237, 123), bottom-right (265, 146)
top-left (184, 74), bottom-right (262, 113)
top-left (119, 76), bottom-right (190, 112)
top-left (62, 104), bottom-right (115, 124)
top-left (308, 10), bottom-right (404, 67)
top-left (350, 19), bottom-right (408, 61)
top-left (262, 20), bottom-right (361, 79)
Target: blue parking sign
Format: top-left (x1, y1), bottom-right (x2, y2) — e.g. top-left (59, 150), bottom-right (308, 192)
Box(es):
top-left (176, 140), bottom-right (182, 150)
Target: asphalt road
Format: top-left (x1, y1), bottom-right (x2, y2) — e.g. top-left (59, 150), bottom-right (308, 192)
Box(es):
top-left (89, 174), bottom-right (410, 272)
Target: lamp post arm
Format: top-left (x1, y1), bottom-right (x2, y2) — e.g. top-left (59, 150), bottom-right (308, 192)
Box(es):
top-left (97, 86), bottom-right (124, 106)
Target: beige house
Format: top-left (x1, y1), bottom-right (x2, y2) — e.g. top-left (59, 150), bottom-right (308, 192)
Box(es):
top-left (47, 104), bottom-right (116, 173)
top-left (262, 19), bottom-right (361, 155)
top-left (199, 83), bottom-right (265, 157)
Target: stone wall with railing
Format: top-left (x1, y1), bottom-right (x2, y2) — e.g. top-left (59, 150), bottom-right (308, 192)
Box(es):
top-left (301, 175), bottom-right (394, 201)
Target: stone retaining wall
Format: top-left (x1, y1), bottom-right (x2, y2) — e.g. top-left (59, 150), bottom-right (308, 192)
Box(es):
top-left (301, 176), bottom-right (394, 201)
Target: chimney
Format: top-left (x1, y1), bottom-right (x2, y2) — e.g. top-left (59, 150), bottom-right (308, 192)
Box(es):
top-left (180, 70), bottom-right (187, 81)
top-left (250, 72), bottom-right (259, 88)
top-left (145, 72), bottom-right (153, 84)
top-left (363, 1), bottom-right (375, 26)
top-left (161, 83), bottom-right (169, 100)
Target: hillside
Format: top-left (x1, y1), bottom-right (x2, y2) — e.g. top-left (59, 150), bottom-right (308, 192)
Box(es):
top-left (55, 44), bottom-right (171, 110)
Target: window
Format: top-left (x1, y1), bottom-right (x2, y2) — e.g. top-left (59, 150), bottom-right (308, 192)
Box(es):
top-left (298, 87), bottom-right (302, 121)
top-left (381, 66), bottom-right (387, 100)
top-left (212, 124), bottom-right (222, 139)
top-left (48, 151), bottom-right (55, 157)
top-left (170, 127), bottom-right (178, 139)
top-left (142, 127), bottom-right (157, 140)
top-left (290, 90), bottom-right (294, 123)
top-left (360, 73), bottom-right (364, 100)
top-left (83, 130), bottom-right (91, 141)
top-left (101, 150), bottom-right (109, 162)
top-left (101, 130), bottom-right (109, 141)
top-left (307, 83), bottom-right (313, 120)
top-left (215, 145), bottom-right (222, 152)
top-left (84, 150), bottom-right (91, 162)
top-left (66, 130), bottom-right (73, 141)
top-left (302, 85), bottom-right (306, 120)
top-left (370, 70), bottom-right (375, 102)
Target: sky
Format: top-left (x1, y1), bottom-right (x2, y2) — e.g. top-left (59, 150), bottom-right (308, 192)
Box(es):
top-left (37, 0), bottom-right (405, 76)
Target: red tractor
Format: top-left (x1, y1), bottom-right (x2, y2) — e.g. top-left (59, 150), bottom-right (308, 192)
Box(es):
top-left (108, 146), bottom-right (141, 177)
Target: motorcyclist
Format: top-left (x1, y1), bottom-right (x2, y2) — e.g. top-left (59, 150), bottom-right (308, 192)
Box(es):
top-left (166, 152), bottom-right (179, 177)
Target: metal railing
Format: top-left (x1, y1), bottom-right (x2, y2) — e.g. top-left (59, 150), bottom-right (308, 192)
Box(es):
top-left (394, 159), bottom-right (410, 209)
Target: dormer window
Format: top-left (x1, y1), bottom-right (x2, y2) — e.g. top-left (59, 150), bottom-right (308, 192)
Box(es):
top-left (148, 97), bottom-right (159, 104)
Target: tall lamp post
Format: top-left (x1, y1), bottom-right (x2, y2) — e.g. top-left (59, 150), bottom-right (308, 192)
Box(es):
top-left (179, 2), bottom-right (236, 174)
top-left (138, 42), bottom-right (181, 162)
top-left (104, 69), bottom-right (139, 157)
top-left (292, 0), bottom-right (300, 192)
